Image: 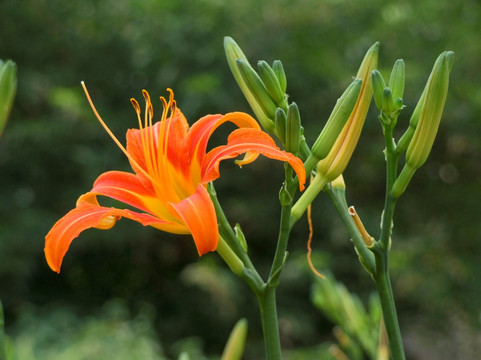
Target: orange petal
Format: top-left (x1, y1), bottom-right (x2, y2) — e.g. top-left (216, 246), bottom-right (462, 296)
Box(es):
top-left (170, 184), bottom-right (218, 256)
top-left (187, 112), bottom-right (261, 166)
top-left (86, 171), bottom-right (157, 212)
top-left (201, 128), bottom-right (306, 190)
top-left (44, 202), bottom-right (173, 273)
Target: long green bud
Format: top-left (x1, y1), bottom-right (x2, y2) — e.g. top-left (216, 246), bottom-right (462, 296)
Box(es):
top-left (272, 60), bottom-right (287, 94)
top-left (389, 59), bottom-right (405, 100)
top-left (315, 42), bottom-right (379, 183)
top-left (258, 60), bottom-right (285, 106)
top-left (275, 108), bottom-right (287, 145)
top-left (305, 78), bottom-right (362, 173)
top-left (392, 51), bottom-right (454, 198)
top-left (292, 43), bottom-right (379, 224)
top-left (236, 59), bottom-right (277, 120)
top-left (286, 102), bottom-right (301, 155)
top-left (371, 70), bottom-right (386, 111)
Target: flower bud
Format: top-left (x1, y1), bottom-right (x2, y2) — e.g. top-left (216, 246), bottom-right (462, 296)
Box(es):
top-left (392, 51), bottom-right (454, 198)
top-left (382, 87), bottom-right (395, 115)
top-left (306, 78), bottom-right (362, 173)
top-left (389, 59), bottom-right (405, 101)
top-left (371, 70), bottom-right (386, 111)
top-left (236, 59), bottom-right (277, 120)
top-left (224, 37), bottom-right (276, 132)
top-left (286, 102), bottom-right (301, 155)
top-left (272, 60), bottom-right (287, 94)
top-left (316, 42), bottom-right (379, 183)
top-left (291, 43), bottom-right (379, 225)
top-left (0, 59), bottom-right (17, 136)
top-left (394, 97), bottom-right (404, 110)
top-left (275, 107), bottom-right (287, 145)
top-left (396, 88), bottom-right (426, 154)
top-left (258, 60), bottom-right (285, 106)
top-left (220, 319), bottom-right (248, 360)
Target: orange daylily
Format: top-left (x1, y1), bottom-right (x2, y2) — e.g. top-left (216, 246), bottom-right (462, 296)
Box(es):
top-left (45, 86), bottom-right (306, 273)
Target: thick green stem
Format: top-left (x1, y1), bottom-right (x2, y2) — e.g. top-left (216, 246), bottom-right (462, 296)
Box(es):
top-left (256, 202), bottom-right (291, 360)
top-left (257, 288), bottom-right (282, 360)
top-left (373, 251), bottom-right (405, 360)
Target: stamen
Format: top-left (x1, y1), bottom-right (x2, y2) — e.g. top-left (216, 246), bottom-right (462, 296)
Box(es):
top-left (130, 98), bottom-right (143, 131)
top-left (81, 82), bottom-right (161, 190)
top-left (130, 98), bottom-right (141, 114)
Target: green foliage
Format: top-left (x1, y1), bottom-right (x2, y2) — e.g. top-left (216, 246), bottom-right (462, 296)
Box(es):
top-left (9, 300), bottom-right (166, 360)
top-left (312, 273), bottom-right (385, 360)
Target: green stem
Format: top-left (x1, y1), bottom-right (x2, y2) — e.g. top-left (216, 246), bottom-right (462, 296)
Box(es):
top-left (257, 201), bottom-right (291, 360)
top-left (371, 124), bottom-right (405, 359)
top-left (325, 186), bottom-right (375, 274)
top-left (210, 180), bottom-right (289, 360)
top-left (372, 250), bottom-right (405, 360)
top-left (257, 288), bottom-right (281, 360)
top-left (290, 174), bottom-right (328, 227)
top-left (258, 169), bottom-right (296, 360)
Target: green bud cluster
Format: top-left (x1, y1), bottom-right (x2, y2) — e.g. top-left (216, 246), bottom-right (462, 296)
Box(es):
top-left (224, 37), bottom-right (294, 141)
top-left (371, 59), bottom-right (405, 126)
top-left (392, 51), bottom-right (454, 198)
top-left (0, 59), bottom-right (17, 136)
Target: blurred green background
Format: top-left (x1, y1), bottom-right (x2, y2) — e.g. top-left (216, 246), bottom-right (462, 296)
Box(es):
top-left (1, 0), bottom-right (480, 358)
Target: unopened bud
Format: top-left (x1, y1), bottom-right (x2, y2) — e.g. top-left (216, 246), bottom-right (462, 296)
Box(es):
top-left (396, 88), bottom-right (426, 154)
top-left (275, 107), bottom-right (287, 145)
top-left (308, 78), bottom-right (362, 170)
top-left (258, 60), bottom-right (285, 106)
top-left (389, 59), bottom-right (405, 100)
top-left (224, 37), bottom-right (276, 132)
top-left (382, 87), bottom-right (395, 115)
top-left (316, 42), bottom-right (379, 183)
top-left (371, 70), bottom-right (386, 111)
top-left (236, 59), bottom-right (277, 119)
top-left (394, 97), bottom-right (404, 110)
top-left (291, 43), bottom-right (379, 225)
top-left (286, 102), bottom-right (301, 155)
top-left (0, 59), bottom-right (17, 136)
top-left (272, 60), bottom-right (287, 94)
top-left (392, 51), bottom-right (454, 198)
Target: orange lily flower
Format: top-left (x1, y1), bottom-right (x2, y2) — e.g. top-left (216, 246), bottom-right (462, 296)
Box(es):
top-left (45, 86), bottom-right (306, 273)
